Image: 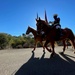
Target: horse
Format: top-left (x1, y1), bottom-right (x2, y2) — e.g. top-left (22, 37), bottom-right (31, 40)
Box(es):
top-left (26, 26), bottom-right (45, 52)
top-left (36, 17), bottom-right (75, 57)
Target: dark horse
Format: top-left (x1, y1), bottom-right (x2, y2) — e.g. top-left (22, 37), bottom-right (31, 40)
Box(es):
top-left (36, 17), bottom-right (75, 57)
top-left (26, 26), bottom-right (45, 52)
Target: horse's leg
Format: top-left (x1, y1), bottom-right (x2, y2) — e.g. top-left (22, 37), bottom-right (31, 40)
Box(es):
top-left (50, 41), bottom-right (55, 57)
top-left (44, 40), bottom-right (52, 52)
top-left (66, 42), bottom-right (68, 49)
top-left (66, 44), bottom-right (68, 49)
top-left (32, 40), bottom-right (37, 52)
top-left (62, 40), bottom-right (66, 54)
top-left (42, 42), bottom-right (45, 53)
top-left (43, 46), bottom-right (45, 53)
top-left (66, 40), bottom-right (68, 49)
top-left (70, 39), bottom-right (75, 53)
top-left (40, 41), bottom-right (45, 53)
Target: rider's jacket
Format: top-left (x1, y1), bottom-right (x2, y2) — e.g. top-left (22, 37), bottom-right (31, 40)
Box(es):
top-left (53, 17), bottom-right (60, 25)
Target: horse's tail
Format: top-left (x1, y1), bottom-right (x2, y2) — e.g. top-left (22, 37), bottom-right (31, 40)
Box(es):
top-left (65, 28), bottom-right (75, 40)
top-left (65, 28), bottom-right (75, 50)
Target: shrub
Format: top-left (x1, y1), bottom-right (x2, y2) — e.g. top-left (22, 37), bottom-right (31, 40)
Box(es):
top-left (0, 33), bottom-right (8, 49)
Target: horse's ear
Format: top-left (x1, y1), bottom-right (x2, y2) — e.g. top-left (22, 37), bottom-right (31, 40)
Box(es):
top-left (39, 17), bottom-right (41, 20)
top-left (28, 25), bottom-right (30, 28)
top-left (36, 19), bottom-right (38, 22)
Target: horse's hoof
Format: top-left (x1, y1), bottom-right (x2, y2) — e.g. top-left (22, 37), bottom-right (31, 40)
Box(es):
top-left (50, 53), bottom-right (55, 58)
top-left (32, 50), bottom-right (34, 53)
top-left (49, 49), bottom-right (52, 52)
top-left (62, 52), bottom-right (64, 54)
top-left (59, 52), bottom-right (64, 55)
top-left (43, 50), bottom-right (45, 53)
top-left (43, 51), bottom-right (45, 53)
top-left (48, 49), bottom-right (52, 53)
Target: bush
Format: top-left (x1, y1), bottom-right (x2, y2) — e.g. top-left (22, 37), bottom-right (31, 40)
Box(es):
top-left (16, 45), bottom-right (23, 49)
top-left (0, 33), bottom-right (8, 49)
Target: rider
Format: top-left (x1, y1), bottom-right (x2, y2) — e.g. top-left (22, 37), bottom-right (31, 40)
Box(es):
top-left (49, 14), bottom-right (62, 39)
top-left (49, 14), bottom-right (61, 27)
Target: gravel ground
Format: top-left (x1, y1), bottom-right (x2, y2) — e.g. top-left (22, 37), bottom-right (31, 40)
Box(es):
top-left (0, 46), bottom-right (75, 75)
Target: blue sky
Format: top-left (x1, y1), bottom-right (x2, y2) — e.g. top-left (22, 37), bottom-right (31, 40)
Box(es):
top-left (0, 0), bottom-right (75, 36)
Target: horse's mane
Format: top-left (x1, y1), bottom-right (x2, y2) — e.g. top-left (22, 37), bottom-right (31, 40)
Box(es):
top-left (40, 19), bottom-right (51, 28)
top-left (29, 26), bottom-right (36, 32)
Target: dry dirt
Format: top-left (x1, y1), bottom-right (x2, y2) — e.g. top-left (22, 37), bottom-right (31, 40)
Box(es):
top-left (0, 46), bottom-right (75, 75)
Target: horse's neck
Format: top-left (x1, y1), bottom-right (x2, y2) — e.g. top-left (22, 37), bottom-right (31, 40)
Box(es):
top-left (30, 28), bottom-right (37, 36)
top-left (44, 24), bottom-right (51, 32)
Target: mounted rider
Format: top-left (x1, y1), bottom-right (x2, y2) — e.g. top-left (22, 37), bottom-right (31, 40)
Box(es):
top-left (49, 14), bottom-right (62, 39)
top-left (49, 14), bottom-right (61, 27)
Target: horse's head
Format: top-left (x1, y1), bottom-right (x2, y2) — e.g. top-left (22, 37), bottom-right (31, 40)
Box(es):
top-left (26, 26), bottom-right (31, 34)
top-left (36, 17), bottom-right (48, 34)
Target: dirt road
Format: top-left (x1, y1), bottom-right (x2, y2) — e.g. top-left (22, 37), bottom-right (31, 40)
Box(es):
top-left (0, 46), bottom-right (75, 75)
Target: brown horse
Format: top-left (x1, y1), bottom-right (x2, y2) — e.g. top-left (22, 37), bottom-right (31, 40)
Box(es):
top-left (26, 26), bottom-right (45, 52)
top-left (36, 17), bottom-right (75, 57)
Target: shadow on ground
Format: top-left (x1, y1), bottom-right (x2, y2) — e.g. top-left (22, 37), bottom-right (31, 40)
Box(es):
top-left (15, 51), bottom-right (75, 75)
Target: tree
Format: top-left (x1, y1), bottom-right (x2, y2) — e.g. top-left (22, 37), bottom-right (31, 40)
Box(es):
top-left (0, 33), bottom-right (9, 49)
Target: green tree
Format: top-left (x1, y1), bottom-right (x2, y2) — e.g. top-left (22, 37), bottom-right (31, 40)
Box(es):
top-left (0, 33), bottom-right (9, 49)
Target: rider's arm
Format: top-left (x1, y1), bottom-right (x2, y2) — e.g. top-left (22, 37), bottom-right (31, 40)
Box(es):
top-left (49, 21), bottom-right (54, 24)
top-left (49, 21), bottom-right (52, 23)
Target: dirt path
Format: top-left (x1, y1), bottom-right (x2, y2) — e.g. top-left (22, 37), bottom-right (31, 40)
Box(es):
top-left (0, 46), bottom-right (75, 75)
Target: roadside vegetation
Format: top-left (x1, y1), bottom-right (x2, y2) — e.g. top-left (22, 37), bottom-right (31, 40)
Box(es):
top-left (0, 33), bottom-right (71, 50)
top-left (0, 33), bottom-right (35, 50)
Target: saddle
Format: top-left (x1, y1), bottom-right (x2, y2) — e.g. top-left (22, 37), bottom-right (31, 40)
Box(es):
top-left (54, 25), bottom-right (64, 41)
